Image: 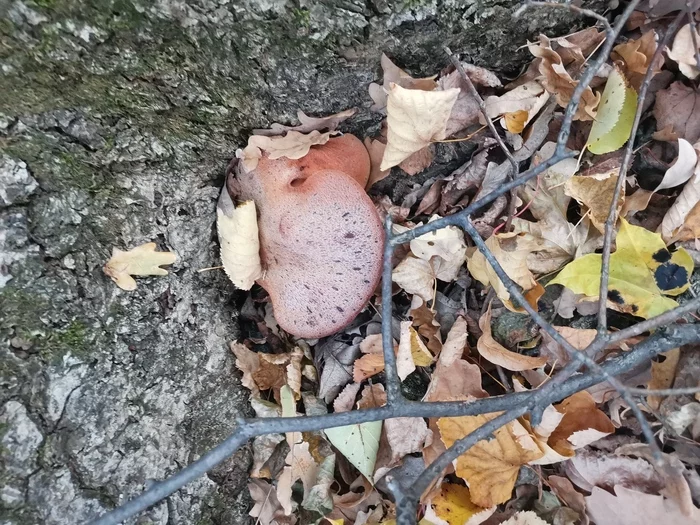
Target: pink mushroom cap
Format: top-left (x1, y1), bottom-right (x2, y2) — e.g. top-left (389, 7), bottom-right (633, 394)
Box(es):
top-left (236, 134), bottom-right (384, 338)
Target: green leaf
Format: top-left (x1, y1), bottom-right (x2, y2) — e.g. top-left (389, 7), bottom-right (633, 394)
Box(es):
top-left (550, 219), bottom-right (693, 319)
top-left (324, 421), bottom-right (382, 480)
top-left (587, 66), bottom-right (637, 155)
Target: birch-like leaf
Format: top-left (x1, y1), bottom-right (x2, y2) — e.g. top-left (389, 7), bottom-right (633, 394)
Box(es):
top-left (586, 66), bottom-right (637, 155)
top-left (103, 242), bottom-right (176, 291)
top-left (381, 83), bottom-right (460, 170)
top-left (217, 191), bottom-right (263, 290)
top-left (325, 420), bottom-right (382, 480)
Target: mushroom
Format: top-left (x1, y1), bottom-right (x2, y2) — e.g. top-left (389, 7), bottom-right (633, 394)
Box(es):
top-left (234, 134), bottom-right (384, 338)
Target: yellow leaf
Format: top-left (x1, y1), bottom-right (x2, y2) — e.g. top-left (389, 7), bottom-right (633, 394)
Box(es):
top-left (429, 484), bottom-right (490, 525)
top-left (564, 170), bottom-right (624, 233)
top-left (381, 83), bottom-right (460, 170)
top-left (477, 304), bottom-right (547, 371)
top-left (438, 414), bottom-right (544, 507)
top-left (586, 66), bottom-right (637, 155)
top-left (217, 194), bottom-right (263, 290)
top-left (503, 110), bottom-right (529, 134)
top-left (550, 219), bottom-right (693, 319)
top-left (548, 392), bottom-right (615, 454)
top-left (103, 242), bottom-right (176, 291)
top-left (647, 348), bottom-right (680, 410)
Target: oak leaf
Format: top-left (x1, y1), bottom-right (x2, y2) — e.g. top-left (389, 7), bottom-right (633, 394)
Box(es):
top-left (103, 242), bottom-right (176, 291)
top-left (253, 108), bottom-right (356, 136)
top-left (217, 194), bottom-right (262, 290)
top-left (654, 81), bottom-right (700, 143)
top-left (410, 216), bottom-right (468, 281)
top-left (438, 413), bottom-right (544, 507)
top-left (564, 169), bottom-right (624, 233)
top-left (237, 130), bottom-right (334, 171)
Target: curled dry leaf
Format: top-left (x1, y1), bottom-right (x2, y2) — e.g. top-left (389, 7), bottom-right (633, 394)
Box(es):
top-left (656, 138), bottom-right (698, 191)
top-left (424, 483), bottom-right (495, 525)
top-left (410, 296), bottom-right (442, 355)
top-left (381, 83), bottom-right (460, 170)
top-left (253, 108), bottom-right (356, 136)
top-left (547, 392), bottom-right (614, 454)
top-left (396, 320), bottom-right (433, 381)
top-left (477, 304), bottom-right (547, 371)
top-left (392, 255), bottom-right (438, 303)
top-left (612, 30), bottom-right (662, 89)
top-left (103, 242), bottom-right (176, 291)
top-left (528, 34), bottom-right (600, 121)
top-left (666, 24), bottom-right (700, 80)
top-left (410, 216), bottom-right (468, 281)
top-left (217, 192), bottom-right (262, 290)
top-left (236, 130), bottom-right (334, 171)
top-left (438, 413), bottom-right (544, 507)
top-left (564, 449), bottom-right (664, 494)
top-left (660, 140), bottom-right (700, 242)
top-left (369, 53), bottom-right (438, 112)
top-left (249, 479), bottom-right (297, 525)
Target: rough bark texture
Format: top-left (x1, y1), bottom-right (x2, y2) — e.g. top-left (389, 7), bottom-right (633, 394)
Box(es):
top-left (0, 1), bottom-right (596, 523)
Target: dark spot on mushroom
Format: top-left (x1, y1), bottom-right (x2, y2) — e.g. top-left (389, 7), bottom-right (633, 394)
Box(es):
top-left (652, 249), bottom-right (672, 263)
top-left (345, 232), bottom-right (355, 239)
top-left (332, 286), bottom-right (339, 291)
top-left (336, 306), bottom-right (344, 312)
top-left (353, 267), bottom-right (361, 271)
top-left (306, 307), bottom-right (312, 314)
top-left (342, 212), bottom-right (350, 217)
top-left (363, 280), bottom-right (370, 284)
top-left (654, 262), bottom-right (688, 291)
top-left (304, 284), bottom-right (310, 289)
top-left (607, 290), bottom-right (624, 304)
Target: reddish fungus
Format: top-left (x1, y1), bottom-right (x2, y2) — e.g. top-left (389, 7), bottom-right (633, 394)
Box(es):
top-left (235, 134), bottom-right (384, 338)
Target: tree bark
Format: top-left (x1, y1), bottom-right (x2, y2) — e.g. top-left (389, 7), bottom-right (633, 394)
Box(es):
top-left (0, 1), bottom-right (598, 523)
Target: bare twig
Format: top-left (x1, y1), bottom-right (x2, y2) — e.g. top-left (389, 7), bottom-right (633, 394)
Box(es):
top-left (628, 385), bottom-right (700, 396)
top-left (382, 216), bottom-right (404, 405)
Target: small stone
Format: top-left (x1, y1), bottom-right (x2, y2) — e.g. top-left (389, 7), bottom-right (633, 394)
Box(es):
top-left (62, 254), bottom-right (76, 270)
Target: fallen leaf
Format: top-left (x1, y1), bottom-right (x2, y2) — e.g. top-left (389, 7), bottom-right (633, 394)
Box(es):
top-left (392, 255), bottom-right (438, 303)
top-left (667, 24), bottom-right (700, 80)
top-left (369, 53), bottom-right (438, 112)
top-left (647, 348), bottom-right (681, 410)
top-left (660, 142), bottom-right (700, 241)
top-left (253, 108), bottom-right (357, 136)
top-left (334, 382), bottom-right (362, 413)
top-left (654, 81), bottom-right (700, 143)
top-left (216, 194), bottom-right (263, 290)
top-left (353, 353), bottom-right (386, 382)
top-left (613, 30), bottom-right (662, 88)
top-left (237, 130), bottom-right (334, 171)
top-left (364, 137), bottom-right (391, 187)
top-left (302, 454), bottom-right (336, 517)
top-left (426, 483), bottom-right (495, 525)
top-left (251, 434), bottom-right (285, 478)
top-left (564, 170), bottom-right (624, 233)
top-left (249, 479), bottom-right (297, 525)
top-left (103, 242), bottom-right (176, 291)
top-left (539, 326), bottom-right (597, 366)
top-left (396, 321), bottom-right (434, 381)
top-left (564, 449), bottom-right (664, 494)
top-left (585, 485), bottom-right (700, 525)
top-left (484, 81), bottom-right (545, 120)
top-left (251, 348), bottom-right (304, 402)
top-left (384, 417), bottom-right (432, 465)
top-left (656, 138), bottom-right (698, 190)
top-left (316, 339), bottom-right (362, 403)
top-left (381, 83), bottom-right (460, 170)
top-left (550, 219), bottom-right (694, 319)
top-left (528, 35), bottom-right (600, 121)
top-left (424, 316), bottom-right (487, 402)
top-left (410, 297), bottom-right (442, 355)
top-left (498, 511), bottom-right (549, 525)
top-left (438, 413), bottom-right (544, 507)
top-left (231, 342), bottom-right (261, 395)
top-left (548, 475), bottom-right (588, 524)
top-left (547, 392), bottom-right (615, 454)
top-left (357, 383), bottom-right (388, 410)
top-left (410, 216), bottom-right (468, 281)
top-left (325, 420), bottom-right (382, 481)
top-left (477, 304), bottom-right (547, 371)
top-left (399, 146), bottom-right (435, 175)
top-left (467, 233), bottom-right (544, 311)
top-left (586, 66), bottom-right (637, 155)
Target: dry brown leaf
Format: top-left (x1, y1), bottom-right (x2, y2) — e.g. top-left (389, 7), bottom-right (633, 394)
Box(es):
top-left (381, 83), bottom-right (460, 170)
top-left (586, 485), bottom-right (700, 525)
top-left (103, 242), bottom-right (176, 291)
top-left (670, 200), bottom-right (700, 242)
top-left (467, 233), bottom-right (544, 311)
top-left (410, 216), bottom-right (468, 281)
top-left (498, 511), bottom-right (549, 525)
top-left (230, 342), bottom-right (261, 395)
top-left (539, 326), bottom-right (597, 366)
top-left (528, 35), bottom-right (600, 121)
top-left (613, 30), bottom-right (662, 89)
top-left (369, 53), bottom-right (438, 111)
top-left (277, 440), bottom-right (318, 515)
top-left (353, 353), bottom-right (386, 382)
top-left (253, 349), bottom-right (304, 402)
top-left (667, 24), bottom-right (700, 80)
top-left (251, 433), bottom-right (285, 479)
top-left (438, 413), bottom-right (544, 507)
top-left (334, 382), bottom-right (362, 413)
top-left (477, 305), bottom-right (547, 371)
top-left (249, 479), bottom-right (297, 525)
top-left (424, 316), bottom-right (487, 402)
top-left (564, 449), bottom-right (664, 494)
top-left (217, 194), bottom-right (262, 290)
top-left (654, 81), bottom-right (700, 144)
top-left (548, 475), bottom-right (588, 524)
top-left (399, 146), bottom-right (435, 175)
top-left (364, 137), bottom-right (390, 187)
top-left (357, 383), bottom-right (387, 410)
top-left (647, 348), bottom-right (681, 410)
top-left (410, 297), bottom-right (442, 355)
top-left (661, 141), bottom-right (700, 241)
top-left (237, 130), bottom-right (334, 171)
top-left (384, 417), bottom-right (432, 466)
top-left (564, 170), bottom-right (624, 233)
top-left (392, 255), bottom-right (438, 303)
top-left (253, 108), bottom-right (357, 136)
top-left (484, 81), bottom-right (545, 119)
top-left (396, 320), bottom-right (434, 381)
top-left (548, 392), bottom-right (615, 454)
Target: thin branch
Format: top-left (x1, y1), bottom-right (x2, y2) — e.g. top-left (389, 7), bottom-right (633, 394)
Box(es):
top-left (597, 9), bottom-right (686, 333)
top-left (382, 215), bottom-right (404, 405)
top-left (628, 385), bottom-right (700, 396)
top-left (607, 296), bottom-right (700, 343)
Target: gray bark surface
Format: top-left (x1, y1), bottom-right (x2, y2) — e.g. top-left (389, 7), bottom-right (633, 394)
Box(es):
top-left (0, 1), bottom-right (594, 523)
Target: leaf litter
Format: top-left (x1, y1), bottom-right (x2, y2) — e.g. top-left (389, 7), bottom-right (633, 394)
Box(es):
top-left (126, 5), bottom-right (700, 525)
